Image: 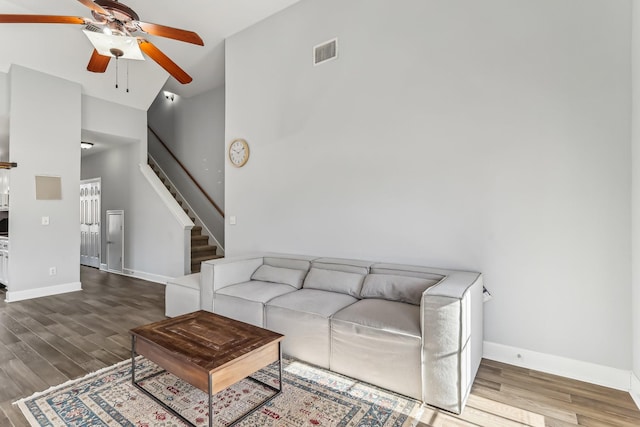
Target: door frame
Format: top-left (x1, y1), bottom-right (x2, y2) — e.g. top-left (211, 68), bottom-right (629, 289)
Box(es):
top-left (106, 209), bottom-right (124, 273)
top-left (80, 177), bottom-right (101, 268)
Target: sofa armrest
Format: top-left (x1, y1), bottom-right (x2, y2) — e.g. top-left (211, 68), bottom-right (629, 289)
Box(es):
top-left (199, 255), bottom-right (264, 311)
top-left (421, 271), bottom-right (483, 414)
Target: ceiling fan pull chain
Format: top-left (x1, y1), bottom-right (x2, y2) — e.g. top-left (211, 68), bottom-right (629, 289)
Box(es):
top-left (115, 56), bottom-right (119, 89)
top-left (126, 61), bottom-right (130, 93)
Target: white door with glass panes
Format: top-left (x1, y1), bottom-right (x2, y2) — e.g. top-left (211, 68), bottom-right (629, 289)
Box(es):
top-left (80, 178), bottom-right (101, 268)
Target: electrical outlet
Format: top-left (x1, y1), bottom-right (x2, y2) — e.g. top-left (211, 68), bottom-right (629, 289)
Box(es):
top-left (49, 267), bottom-right (56, 276)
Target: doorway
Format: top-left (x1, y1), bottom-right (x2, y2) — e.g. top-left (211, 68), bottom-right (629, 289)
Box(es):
top-left (106, 210), bottom-right (124, 273)
top-left (80, 178), bottom-right (101, 268)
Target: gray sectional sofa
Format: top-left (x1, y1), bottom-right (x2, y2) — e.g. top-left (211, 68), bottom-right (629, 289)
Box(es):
top-left (169, 253), bottom-right (483, 414)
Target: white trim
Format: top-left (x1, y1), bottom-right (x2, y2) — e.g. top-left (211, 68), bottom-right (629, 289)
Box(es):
top-left (123, 269), bottom-right (170, 285)
top-left (139, 162), bottom-right (193, 229)
top-left (632, 372), bottom-right (640, 409)
top-left (5, 282), bottom-right (82, 302)
top-left (101, 266), bottom-right (169, 285)
top-left (148, 155), bottom-right (224, 255)
top-left (483, 341), bottom-right (631, 391)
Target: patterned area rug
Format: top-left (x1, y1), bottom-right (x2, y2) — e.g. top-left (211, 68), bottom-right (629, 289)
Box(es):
top-left (15, 356), bottom-right (423, 426)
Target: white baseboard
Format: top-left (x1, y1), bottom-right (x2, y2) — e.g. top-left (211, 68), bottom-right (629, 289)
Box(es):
top-left (5, 282), bottom-right (82, 303)
top-left (98, 264), bottom-right (169, 285)
top-left (483, 341), bottom-right (631, 391)
top-left (632, 373), bottom-right (640, 409)
top-left (124, 269), bottom-right (170, 285)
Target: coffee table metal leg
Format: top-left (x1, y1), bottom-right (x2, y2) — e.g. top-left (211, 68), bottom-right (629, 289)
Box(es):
top-left (131, 335), bottom-right (136, 385)
top-left (209, 372), bottom-right (214, 427)
top-left (129, 342), bottom-right (283, 427)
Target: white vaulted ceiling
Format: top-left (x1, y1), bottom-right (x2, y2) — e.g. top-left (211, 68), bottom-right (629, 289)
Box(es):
top-left (0, 0), bottom-right (301, 110)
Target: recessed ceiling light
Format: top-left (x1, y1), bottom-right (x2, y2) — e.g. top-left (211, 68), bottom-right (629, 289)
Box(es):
top-left (81, 142), bottom-right (94, 150)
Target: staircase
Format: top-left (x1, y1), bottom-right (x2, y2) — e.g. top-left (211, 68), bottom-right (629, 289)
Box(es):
top-left (148, 159), bottom-right (222, 273)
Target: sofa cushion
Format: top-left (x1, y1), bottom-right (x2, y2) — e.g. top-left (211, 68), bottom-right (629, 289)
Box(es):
top-left (302, 267), bottom-right (365, 297)
top-left (267, 288), bottom-right (358, 317)
top-left (370, 262), bottom-right (446, 281)
top-left (265, 289), bottom-right (358, 368)
top-left (360, 273), bottom-right (441, 305)
top-left (216, 280), bottom-right (297, 303)
top-left (332, 298), bottom-right (421, 336)
top-left (311, 257), bottom-right (371, 275)
top-left (251, 265), bottom-right (307, 289)
top-left (264, 256), bottom-right (312, 271)
top-left (330, 299), bottom-right (422, 399)
top-left (214, 280), bottom-right (299, 327)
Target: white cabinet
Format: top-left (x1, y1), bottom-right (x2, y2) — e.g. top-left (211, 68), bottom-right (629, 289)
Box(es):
top-left (0, 238), bottom-right (8, 285)
top-left (0, 169), bottom-right (8, 210)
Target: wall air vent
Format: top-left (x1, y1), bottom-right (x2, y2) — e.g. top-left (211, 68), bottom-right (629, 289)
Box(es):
top-left (84, 23), bottom-right (102, 33)
top-left (313, 38), bottom-right (338, 66)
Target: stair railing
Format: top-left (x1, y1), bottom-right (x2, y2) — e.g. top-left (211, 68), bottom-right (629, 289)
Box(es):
top-left (148, 126), bottom-right (225, 219)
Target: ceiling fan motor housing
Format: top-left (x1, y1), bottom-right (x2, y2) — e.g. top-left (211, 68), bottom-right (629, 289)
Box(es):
top-left (93, 0), bottom-right (140, 33)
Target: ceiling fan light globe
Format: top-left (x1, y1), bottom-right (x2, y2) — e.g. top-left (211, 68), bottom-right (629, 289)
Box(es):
top-left (83, 29), bottom-right (144, 60)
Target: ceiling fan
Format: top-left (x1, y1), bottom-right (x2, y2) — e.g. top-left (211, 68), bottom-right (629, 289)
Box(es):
top-left (0, 0), bottom-right (204, 84)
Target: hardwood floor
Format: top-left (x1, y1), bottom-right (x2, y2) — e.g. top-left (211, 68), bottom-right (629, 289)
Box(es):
top-left (0, 266), bottom-right (166, 426)
top-left (0, 266), bottom-right (637, 426)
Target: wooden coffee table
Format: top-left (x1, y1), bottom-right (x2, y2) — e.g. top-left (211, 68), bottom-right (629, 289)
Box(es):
top-left (130, 310), bottom-right (284, 427)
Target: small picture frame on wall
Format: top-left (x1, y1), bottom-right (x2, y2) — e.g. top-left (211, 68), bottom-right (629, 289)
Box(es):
top-left (35, 175), bottom-right (62, 200)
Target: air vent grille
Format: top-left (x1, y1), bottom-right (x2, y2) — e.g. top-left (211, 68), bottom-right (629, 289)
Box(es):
top-left (84, 23), bottom-right (102, 33)
top-left (314, 38), bottom-right (338, 66)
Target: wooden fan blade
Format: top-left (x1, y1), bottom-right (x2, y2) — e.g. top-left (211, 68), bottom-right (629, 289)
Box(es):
top-left (77, 0), bottom-right (109, 16)
top-left (138, 40), bottom-right (193, 84)
top-left (87, 49), bottom-right (111, 73)
top-left (0, 15), bottom-right (85, 24)
top-left (137, 21), bottom-right (204, 46)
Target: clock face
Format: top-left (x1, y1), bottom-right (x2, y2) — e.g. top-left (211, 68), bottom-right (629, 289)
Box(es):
top-left (229, 139), bottom-right (249, 167)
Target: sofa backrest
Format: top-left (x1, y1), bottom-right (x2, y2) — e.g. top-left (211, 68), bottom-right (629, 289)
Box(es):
top-left (301, 257), bottom-right (372, 297)
top-left (248, 254), bottom-right (314, 289)
top-left (362, 262), bottom-right (447, 305)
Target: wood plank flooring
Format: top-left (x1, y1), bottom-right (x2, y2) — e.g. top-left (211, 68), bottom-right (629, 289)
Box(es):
top-left (0, 266), bottom-right (166, 426)
top-left (0, 266), bottom-right (637, 426)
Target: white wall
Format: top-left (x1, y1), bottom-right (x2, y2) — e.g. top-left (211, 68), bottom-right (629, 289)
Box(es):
top-left (0, 72), bottom-right (8, 162)
top-left (631, 0), bottom-right (640, 404)
top-left (7, 65), bottom-right (81, 300)
top-left (148, 86), bottom-right (226, 247)
top-left (81, 95), bottom-right (188, 281)
top-left (226, 0), bottom-right (632, 372)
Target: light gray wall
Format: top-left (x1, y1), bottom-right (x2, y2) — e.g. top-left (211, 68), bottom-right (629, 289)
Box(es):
top-left (8, 65), bottom-right (81, 292)
top-left (226, 0), bottom-right (632, 370)
top-left (632, 0), bottom-right (640, 387)
top-left (148, 86), bottom-right (225, 247)
top-left (0, 72), bottom-right (9, 162)
top-left (81, 143), bottom-right (186, 278)
top-left (81, 95), bottom-right (187, 279)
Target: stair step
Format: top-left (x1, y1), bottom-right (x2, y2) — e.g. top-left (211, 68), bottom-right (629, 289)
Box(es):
top-left (191, 226), bottom-right (202, 235)
top-left (191, 245), bottom-right (218, 256)
top-left (191, 254), bottom-right (223, 263)
top-left (178, 200), bottom-right (183, 206)
top-left (191, 235), bottom-right (208, 244)
top-left (191, 254), bottom-right (224, 270)
top-left (192, 243), bottom-right (217, 250)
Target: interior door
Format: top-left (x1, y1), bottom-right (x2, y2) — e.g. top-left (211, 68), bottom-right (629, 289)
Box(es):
top-left (106, 210), bottom-right (124, 273)
top-left (80, 179), bottom-right (101, 268)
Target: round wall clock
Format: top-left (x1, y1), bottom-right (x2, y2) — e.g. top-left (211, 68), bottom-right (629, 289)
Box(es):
top-left (228, 138), bottom-right (250, 167)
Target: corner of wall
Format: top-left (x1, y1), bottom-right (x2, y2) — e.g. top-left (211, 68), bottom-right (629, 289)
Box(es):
top-left (484, 341), bottom-right (631, 392)
top-left (632, 372), bottom-right (640, 410)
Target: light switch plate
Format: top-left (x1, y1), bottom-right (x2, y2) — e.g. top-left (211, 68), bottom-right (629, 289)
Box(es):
top-left (230, 216), bottom-right (237, 225)
top-left (42, 216), bottom-right (50, 225)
